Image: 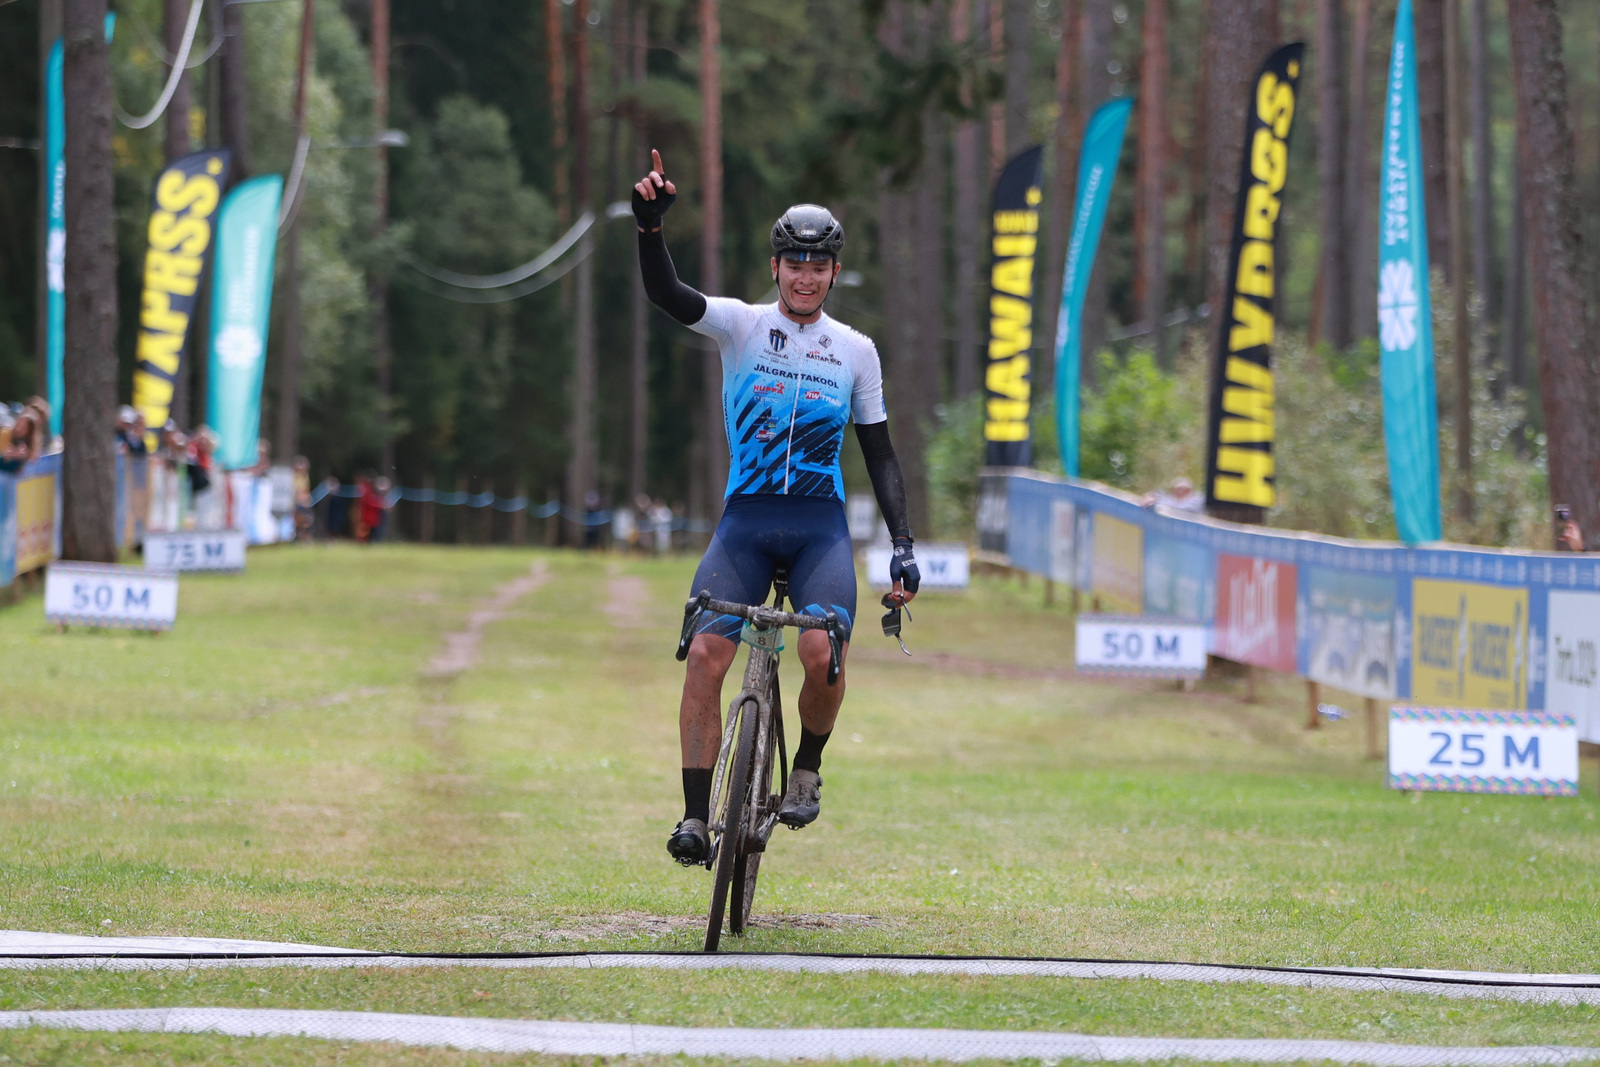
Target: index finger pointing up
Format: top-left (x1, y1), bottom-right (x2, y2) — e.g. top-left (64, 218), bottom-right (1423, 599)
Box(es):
top-left (652, 148), bottom-right (665, 176)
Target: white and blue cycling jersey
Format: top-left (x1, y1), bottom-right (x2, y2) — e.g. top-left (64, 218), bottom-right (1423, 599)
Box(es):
top-left (690, 297), bottom-right (887, 501)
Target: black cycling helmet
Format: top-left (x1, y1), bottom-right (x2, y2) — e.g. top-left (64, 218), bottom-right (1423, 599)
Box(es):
top-left (770, 204), bottom-right (845, 260)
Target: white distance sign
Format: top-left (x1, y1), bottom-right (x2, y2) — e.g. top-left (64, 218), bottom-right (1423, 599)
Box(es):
top-left (1547, 591), bottom-right (1600, 743)
top-left (45, 562), bottom-right (178, 631)
top-left (1388, 706), bottom-right (1577, 797)
top-left (864, 543), bottom-right (970, 591)
top-left (1075, 615), bottom-right (1209, 679)
top-left (143, 529), bottom-right (247, 572)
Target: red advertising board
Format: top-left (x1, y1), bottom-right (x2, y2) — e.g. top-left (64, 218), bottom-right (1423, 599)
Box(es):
top-left (1215, 554), bottom-right (1297, 672)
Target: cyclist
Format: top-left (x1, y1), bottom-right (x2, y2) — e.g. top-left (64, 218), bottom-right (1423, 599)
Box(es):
top-left (632, 149), bottom-right (920, 867)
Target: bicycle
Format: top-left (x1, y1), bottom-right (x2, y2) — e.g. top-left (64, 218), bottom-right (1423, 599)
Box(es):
top-left (675, 567), bottom-right (844, 952)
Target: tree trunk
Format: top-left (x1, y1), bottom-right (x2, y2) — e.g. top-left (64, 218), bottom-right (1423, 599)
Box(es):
top-left (1004, 0), bottom-right (1031, 155)
top-left (904, 98), bottom-right (945, 535)
top-left (162, 0), bottom-right (192, 163)
top-left (1079, 0), bottom-right (1114, 386)
top-left (275, 223), bottom-right (302, 459)
top-left (1414, 0), bottom-right (1451, 279)
top-left (1345, 0), bottom-right (1375, 339)
top-left (166, 0), bottom-right (196, 430)
top-left (1315, 0), bottom-right (1349, 348)
top-left (1137, 0), bottom-right (1169, 362)
top-left (1186, 0), bottom-right (1209, 312)
top-left (951, 0), bottom-right (984, 399)
top-left (1444, 0), bottom-right (1471, 520)
top-left (986, 0), bottom-right (1005, 179)
top-left (1467, 0), bottom-right (1495, 336)
top-left (61, 0), bottom-right (118, 563)
top-left (1041, 0), bottom-right (1079, 393)
top-left (1204, 0), bottom-right (1279, 328)
top-left (275, 0), bottom-right (314, 461)
top-left (546, 0), bottom-right (568, 221)
top-left (371, 0), bottom-right (392, 472)
top-left (1506, 0), bottom-right (1600, 539)
top-left (628, 0), bottom-right (649, 501)
top-left (699, 0), bottom-right (726, 523)
top-left (1501, 148), bottom-right (1525, 387)
top-left (566, 0), bottom-right (598, 541)
top-left (218, 0), bottom-right (250, 176)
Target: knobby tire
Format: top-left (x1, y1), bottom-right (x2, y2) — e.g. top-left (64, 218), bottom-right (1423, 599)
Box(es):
top-left (705, 695), bottom-right (759, 952)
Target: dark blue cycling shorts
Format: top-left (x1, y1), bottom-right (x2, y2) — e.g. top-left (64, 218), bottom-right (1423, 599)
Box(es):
top-left (690, 493), bottom-right (856, 642)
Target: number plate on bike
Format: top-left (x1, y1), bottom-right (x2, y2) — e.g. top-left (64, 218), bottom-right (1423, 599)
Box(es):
top-left (741, 620), bottom-right (784, 653)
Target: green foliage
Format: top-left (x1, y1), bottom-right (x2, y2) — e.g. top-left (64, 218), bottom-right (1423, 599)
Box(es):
top-left (1077, 348), bottom-right (1192, 490)
top-left (924, 393), bottom-right (984, 540)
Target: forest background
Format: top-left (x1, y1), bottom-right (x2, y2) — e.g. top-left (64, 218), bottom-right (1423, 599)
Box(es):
top-left (1, 0), bottom-right (1597, 548)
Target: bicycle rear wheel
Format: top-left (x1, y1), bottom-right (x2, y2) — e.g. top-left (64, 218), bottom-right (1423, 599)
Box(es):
top-left (705, 695), bottom-right (758, 952)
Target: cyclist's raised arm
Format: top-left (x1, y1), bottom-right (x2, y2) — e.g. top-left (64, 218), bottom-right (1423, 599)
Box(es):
top-left (633, 149), bottom-right (707, 326)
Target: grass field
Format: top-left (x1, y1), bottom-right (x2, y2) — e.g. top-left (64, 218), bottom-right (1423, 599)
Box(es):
top-left (4, 543), bottom-right (1600, 1062)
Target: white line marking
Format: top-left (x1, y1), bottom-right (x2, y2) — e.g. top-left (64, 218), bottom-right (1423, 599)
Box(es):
top-left (7, 933), bottom-right (1600, 1005)
top-left (3, 1008), bottom-right (1599, 1064)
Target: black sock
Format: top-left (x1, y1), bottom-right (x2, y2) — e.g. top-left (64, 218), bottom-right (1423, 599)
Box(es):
top-left (793, 728), bottom-right (831, 774)
top-left (682, 767), bottom-right (713, 824)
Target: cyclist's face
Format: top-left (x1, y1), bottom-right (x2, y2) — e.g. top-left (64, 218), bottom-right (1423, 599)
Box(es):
top-left (772, 255), bottom-right (840, 317)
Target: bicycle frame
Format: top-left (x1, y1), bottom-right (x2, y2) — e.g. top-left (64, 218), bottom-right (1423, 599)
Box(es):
top-left (677, 577), bottom-right (841, 950)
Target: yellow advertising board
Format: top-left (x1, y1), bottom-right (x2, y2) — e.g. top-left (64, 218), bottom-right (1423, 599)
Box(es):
top-left (16, 472), bottom-right (57, 573)
top-left (1090, 513), bottom-right (1143, 613)
top-left (1411, 579), bottom-right (1528, 710)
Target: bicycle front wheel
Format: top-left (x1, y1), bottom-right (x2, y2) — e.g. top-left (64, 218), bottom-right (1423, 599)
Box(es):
top-left (705, 694), bottom-right (759, 952)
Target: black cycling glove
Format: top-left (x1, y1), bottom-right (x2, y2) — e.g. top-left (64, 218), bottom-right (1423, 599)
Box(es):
top-left (889, 537), bottom-right (920, 596)
top-left (632, 182), bottom-right (677, 230)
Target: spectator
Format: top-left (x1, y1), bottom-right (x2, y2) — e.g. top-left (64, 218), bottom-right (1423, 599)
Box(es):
top-left (189, 427), bottom-right (225, 531)
top-left (360, 476), bottom-right (393, 544)
top-left (1556, 512), bottom-right (1585, 552)
top-left (0, 397), bottom-right (49, 472)
top-left (650, 498), bottom-right (674, 555)
top-left (1145, 476), bottom-right (1205, 513)
top-left (293, 456), bottom-right (313, 541)
top-left (115, 406), bottom-right (148, 456)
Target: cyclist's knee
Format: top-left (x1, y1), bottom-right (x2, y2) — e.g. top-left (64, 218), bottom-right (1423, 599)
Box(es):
top-left (686, 633), bottom-right (738, 681)
top-left (796, 630), bottom-right (845, 678)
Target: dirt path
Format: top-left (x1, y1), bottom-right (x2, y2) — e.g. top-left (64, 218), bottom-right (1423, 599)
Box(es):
top-left (603, 565), bottom-right (651, 629)
top-left (424, 560), bottom-right (550, 677)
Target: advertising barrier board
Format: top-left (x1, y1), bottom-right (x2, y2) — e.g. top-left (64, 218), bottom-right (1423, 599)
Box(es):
top-left (45, 562), bottom-right (179, 631)
top-left (865, 543), bottom-right (970, 591)
top-left (1303, 568), bottom-right (1399, 700)
top-left (1144, 532), bottom-right (1213, 624)
top-left (1215, 554), bottom-right (1297, 672)
top-left (1546, 591), bottom-right (1600, 742)
top-left (143, 529), bottom-right (247, 572)
top-left (1090, 513), bottom-right (1143, 612)
top-left (1388, 706), bottom-right (1577, 796)
top-left (1411, 579), bottom-right (1528, 710)
top-left (1075, 615), bottom-right (1208, 678)
top-left (15, 456), bottom-right (60, 574)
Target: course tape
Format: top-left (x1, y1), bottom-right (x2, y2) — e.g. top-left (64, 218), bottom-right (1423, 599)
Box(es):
top-left (6, 935), bottom-right (1600, 1007)
top-left (1, 1008), bottom-right (1596, 1064)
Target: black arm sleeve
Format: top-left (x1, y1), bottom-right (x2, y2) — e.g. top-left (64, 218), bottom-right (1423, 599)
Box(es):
top-left (638, 226), bottom-right (708, 326)
top-left (855, 420), bottom-right (913, 541)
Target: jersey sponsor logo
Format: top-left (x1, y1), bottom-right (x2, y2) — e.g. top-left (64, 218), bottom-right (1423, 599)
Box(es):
top-left (755, 362), bottom-right (800, 380)
top-left (819, 335), bottom-right (832, 348)
top-left (755, 411), bottom-right (779, 442)
top-left (753, 381), bottom-right (785, 396)
top-left (804, 389), bottom-right (823, 400)
top-left (805, 349), bottom-right (842, 366)
top-left (768, 327), bottom-right (789, 352)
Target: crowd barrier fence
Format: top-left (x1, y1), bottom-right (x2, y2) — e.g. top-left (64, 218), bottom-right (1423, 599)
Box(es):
top-left (980, 469), bottom-right (1600, 741)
